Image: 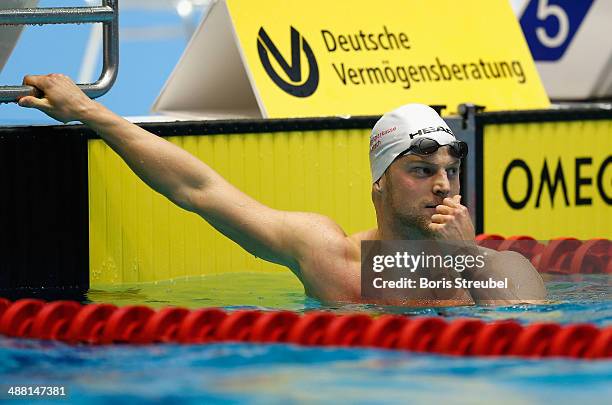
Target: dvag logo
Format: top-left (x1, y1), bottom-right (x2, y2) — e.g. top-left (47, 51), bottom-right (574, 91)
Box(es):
top-left (257, 26), bottom-right (319, 97)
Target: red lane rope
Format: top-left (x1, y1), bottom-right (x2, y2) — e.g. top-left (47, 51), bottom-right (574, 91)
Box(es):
top-left (0, 237), bottom-right (608, 357)
top-left (0, 298), bottom-right (610, 359)
top-left (475, 236), bottom-right (611, 274)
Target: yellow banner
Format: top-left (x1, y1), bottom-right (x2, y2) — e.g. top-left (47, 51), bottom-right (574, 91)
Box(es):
top-left (88, 129), bottom-right (375, 284)
top-left (226, 0), bottom-right (550, 117)
top-left (483, 120), bottom-right (612, 239)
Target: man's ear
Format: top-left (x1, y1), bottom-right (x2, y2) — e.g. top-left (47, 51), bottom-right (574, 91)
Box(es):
top-left (373, 177), bottom-right (384, 194)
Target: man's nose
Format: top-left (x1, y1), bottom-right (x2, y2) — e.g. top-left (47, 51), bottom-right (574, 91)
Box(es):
top-left (432, 170), bottom-right (450, 198)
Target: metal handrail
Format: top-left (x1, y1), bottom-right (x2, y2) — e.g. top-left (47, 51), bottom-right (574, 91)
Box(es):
top-left (0, 0), bottom-right (119, 102)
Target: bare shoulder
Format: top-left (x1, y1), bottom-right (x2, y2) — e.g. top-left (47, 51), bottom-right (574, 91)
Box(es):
top-left (281, 210), bottom-right (361, 269)
top-left (283, 211), bottom-right (354, 253)
top-left (479, 247), bottom-right (534, 266)
top-left (349, 228), bottom-right (379, 244)
top-left (479, 246), bottom-right (540, 277)
top-left (476, 246), bottom-right (547, 302)
top-left (284, 212), bottom-right (365, 302)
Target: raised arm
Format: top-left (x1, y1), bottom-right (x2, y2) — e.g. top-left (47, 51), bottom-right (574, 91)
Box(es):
top-left (18, 74), bottom-right (349, 275)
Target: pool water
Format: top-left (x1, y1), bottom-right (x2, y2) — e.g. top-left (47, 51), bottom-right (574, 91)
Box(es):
top-left (1, 338), bottom-right (610, 405)
top-left (1, 272), bottom-right (610, 404)
top-left (87, 272), bottom-right (611, 325)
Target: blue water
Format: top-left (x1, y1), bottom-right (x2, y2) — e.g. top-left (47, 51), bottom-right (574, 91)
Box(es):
top-left (0, 340), bottom-right (610, 405)
top-left (1, 273), bottom-right (610, 404)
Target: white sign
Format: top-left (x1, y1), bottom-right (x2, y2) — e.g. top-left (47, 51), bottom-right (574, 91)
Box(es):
top-left (518, 0), bottom-right (612, 99)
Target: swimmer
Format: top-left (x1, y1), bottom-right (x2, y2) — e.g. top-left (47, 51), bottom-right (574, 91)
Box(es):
top-left (17, 74), bottom-right (546, 306)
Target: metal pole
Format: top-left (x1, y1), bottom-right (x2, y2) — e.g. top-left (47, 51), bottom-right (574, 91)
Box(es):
top-left (0, 6), bottom-right (114, 25)
top-left (0, 0), bottom-right (119, 103)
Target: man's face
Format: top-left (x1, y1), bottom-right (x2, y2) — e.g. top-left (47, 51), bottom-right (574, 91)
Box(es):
top-left (380, 147), bottom-right (461, 230)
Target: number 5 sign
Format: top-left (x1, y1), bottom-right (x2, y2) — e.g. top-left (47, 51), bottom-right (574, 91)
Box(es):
top-left (520, 0), bottom-right (595, 61)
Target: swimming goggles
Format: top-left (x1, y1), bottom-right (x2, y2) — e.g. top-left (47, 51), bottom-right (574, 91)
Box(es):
top-left (401, 138), bottom-right (468, 158)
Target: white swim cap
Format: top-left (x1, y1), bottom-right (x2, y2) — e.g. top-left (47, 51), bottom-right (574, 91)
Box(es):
top-left (369, 104), bottom-right (457, 183)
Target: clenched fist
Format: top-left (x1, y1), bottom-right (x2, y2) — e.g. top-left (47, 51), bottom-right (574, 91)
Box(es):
top-left (428, 195), bottom-right (476, 242)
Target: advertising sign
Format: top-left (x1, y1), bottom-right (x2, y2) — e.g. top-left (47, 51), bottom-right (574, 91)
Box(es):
top-left (154, 0), bottom-right (550, 118)
top-left (483, 120), bottom-right (611, 239)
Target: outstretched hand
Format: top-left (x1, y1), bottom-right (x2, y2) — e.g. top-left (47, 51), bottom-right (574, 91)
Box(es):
top-left (17, 74), bottom-right (96, 123)
top-left (428, 195), bottom-right (476, 242)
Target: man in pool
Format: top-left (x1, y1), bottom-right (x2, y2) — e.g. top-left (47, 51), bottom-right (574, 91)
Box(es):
top-left (18, 74), bottom-right (546, 306)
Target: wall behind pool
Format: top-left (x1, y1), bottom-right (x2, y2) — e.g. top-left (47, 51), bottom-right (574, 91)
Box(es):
top-left (88, 128), bottom-right (375, 285)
